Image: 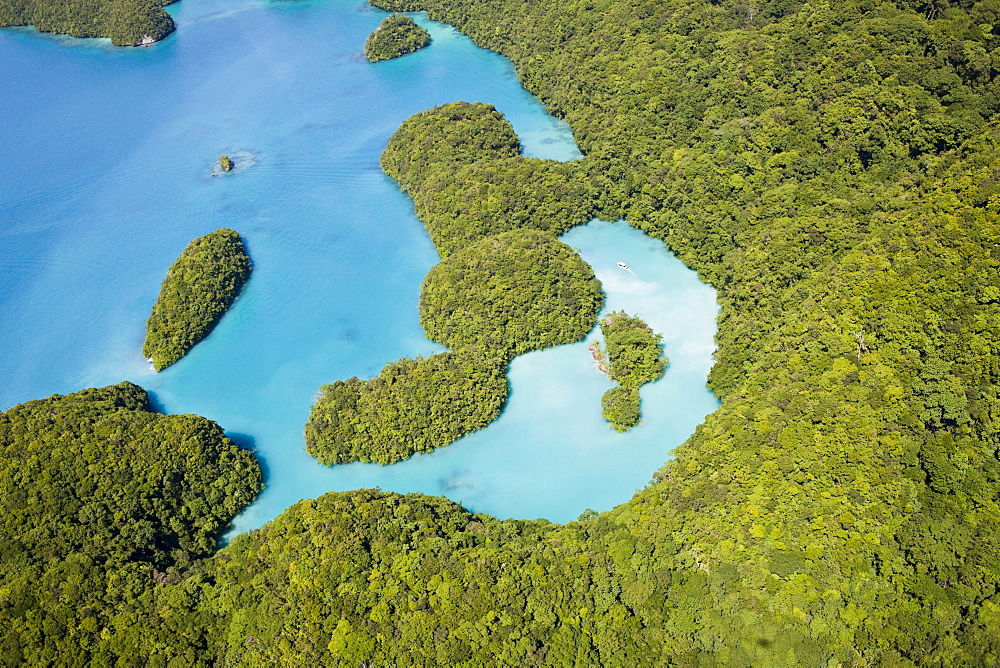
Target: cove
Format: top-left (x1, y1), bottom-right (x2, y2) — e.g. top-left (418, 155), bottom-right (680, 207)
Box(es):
top-left (0, 0), bottom-right (717, 534)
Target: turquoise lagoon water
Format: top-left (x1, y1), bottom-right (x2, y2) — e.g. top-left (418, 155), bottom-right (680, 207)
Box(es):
top-left (0, 0), bottom-right (718, 534)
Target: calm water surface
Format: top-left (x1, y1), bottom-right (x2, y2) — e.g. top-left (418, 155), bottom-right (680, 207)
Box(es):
top-left (0, 0), bottom-right (718, 533)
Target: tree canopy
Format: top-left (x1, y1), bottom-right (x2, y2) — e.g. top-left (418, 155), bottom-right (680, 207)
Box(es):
top-left (0, 0), bottom-right (175, 45)
top-left (364, 13), bottom-right (430, 62)
top-left (420, 229), bottom-right (604, 358)
top-left (382, 102), bottom-right (597, 256)
top-left (594, 311), bottom-right (666, 430)
top-left (0, 382), bottom-right (261, 664)
top-left (144, 228), bottom-right (251, 371)
top-left (305, 351), bottom-right (508, 465)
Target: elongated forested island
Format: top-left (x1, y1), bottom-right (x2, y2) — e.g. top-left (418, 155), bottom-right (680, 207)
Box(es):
top-left (593, 311), bottom-right (667, 431)
top-left (144, 228), bottom-right (251, 371)
top-left (6, 0), bottom-right (1000, 664)
top-left (364, 13), bottom-right (430, 62)
top-left (0, 0), bottom-right (175, 45)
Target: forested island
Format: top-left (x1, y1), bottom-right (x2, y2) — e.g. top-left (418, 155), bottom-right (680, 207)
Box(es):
top-left (0, 0), bottom-right (175, 45)
top-left (143, 228), bottom-right (251, 371)
top-left (6, 0), bottom-right (1000, 663)
top-left (364, 13), bottom-right (430, 62)
top-left (593, 311), bottom-right (666, 431)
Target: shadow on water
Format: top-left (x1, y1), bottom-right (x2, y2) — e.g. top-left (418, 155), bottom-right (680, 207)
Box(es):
top-left (218, 431), bottom-right (270, 547)
top-left (225, 431), bottom-right (270, 481)
top-left (145, 390), bottom-right (168, 415)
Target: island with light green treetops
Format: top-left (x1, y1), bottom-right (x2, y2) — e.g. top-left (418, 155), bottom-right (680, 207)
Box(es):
top-left (143, 228), bottom-right (251, 371)
top-left (590, 311), bottom-right (667, 431)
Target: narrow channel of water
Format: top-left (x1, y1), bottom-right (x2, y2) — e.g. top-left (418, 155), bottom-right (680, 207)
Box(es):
top-left (0, 0), bottom-right (717, 534)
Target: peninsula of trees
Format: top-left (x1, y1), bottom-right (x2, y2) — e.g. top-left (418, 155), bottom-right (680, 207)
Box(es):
top-left (305, 227), bottom-right (603, 464)
top-left (305, 104), bottom-right (604, 465)
top-left (143, 228), bottom-right (251, 371)
top-left (0, 0), bottom-right (175, 45)
top-left (380, 101), bottom-right (596, 256)
top-left (364, 13), bottom-right (430, 62)
top-left (593, 311), bottom-right (666, 431)
top-left (305, 351), bottom-right (508, 465)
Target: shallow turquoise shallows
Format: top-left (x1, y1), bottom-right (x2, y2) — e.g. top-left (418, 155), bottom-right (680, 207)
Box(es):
top-left (0, 0), bottom-right (718, 534)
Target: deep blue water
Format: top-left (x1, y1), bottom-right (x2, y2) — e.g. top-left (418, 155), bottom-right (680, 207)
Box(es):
top-left (0, 0), bottom-right (718, 534)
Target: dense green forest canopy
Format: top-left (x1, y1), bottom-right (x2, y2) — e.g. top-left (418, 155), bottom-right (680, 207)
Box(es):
top-left (600, 384), bottom-right (642, 432)
top-left (144, 228), bottom-right (251, 371)
top-left (595, 311), bottom-right (667, 430)
top-left (364, 12), bottom-right (430, 62)
top-left (7, 0), bottom-right (1000, 663)
top-left (305, 351), bottom-right (508, 465)
top-left (0, 383), bottom-right (261, 664)
top-left (0, 0), bottom-right (175, 45)
top-left (382, 102), bottom-right (598, 255)
top-left (381, 101), bottom-right (521, 198)
top-left (198, 490), bottom-right (636, 665)
top-left (598, 311), bottom-right (666, 389)
top-left (419, 228), bottom-right (604, 357)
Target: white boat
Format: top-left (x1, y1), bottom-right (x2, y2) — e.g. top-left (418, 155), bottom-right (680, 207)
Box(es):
top-left (617, 261), bottom-right (629, 270)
